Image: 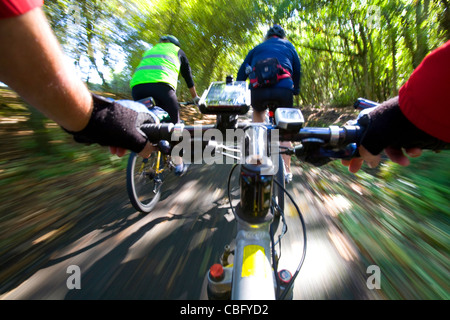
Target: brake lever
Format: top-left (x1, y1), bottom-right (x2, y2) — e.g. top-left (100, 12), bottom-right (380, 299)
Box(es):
top-left (320, 144), bottom-right (359, 160)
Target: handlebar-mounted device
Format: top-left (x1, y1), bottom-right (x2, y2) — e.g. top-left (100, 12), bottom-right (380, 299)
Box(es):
top-left (274, 108), bottom-right (304, 132)
top-left (198, 80), bottom-right (250, 115)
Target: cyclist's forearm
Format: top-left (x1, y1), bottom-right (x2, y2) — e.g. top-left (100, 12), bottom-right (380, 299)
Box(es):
top-left (0, 7), bottom-right (92, 132)
top-left (189, 86), bottom-right (198, 99)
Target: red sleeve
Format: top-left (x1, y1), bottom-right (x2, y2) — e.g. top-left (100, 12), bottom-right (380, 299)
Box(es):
top-left (399, 40), bottom-right (450, 143)
top-left (0, 0), bottom-right (43, 19)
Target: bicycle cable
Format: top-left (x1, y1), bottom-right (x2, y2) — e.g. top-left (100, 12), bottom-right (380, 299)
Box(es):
top-left (227, 164), bottom-right (239, 217)
top-left (226, 162), bottom-right (307, 300)
top-left (273, 178), bottom-right (308, 300)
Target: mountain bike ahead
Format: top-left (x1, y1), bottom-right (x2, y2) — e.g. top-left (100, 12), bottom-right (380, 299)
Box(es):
top-left (132, 79), bottom-right (365, 299)
top-left (126, 97), bottom-right (176, 213)
top-left (127, 98), bottom-right (200, 213)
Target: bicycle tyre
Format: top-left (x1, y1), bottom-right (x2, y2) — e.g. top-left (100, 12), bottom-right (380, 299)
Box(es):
top-left (126, 151), bottom-right (163, 213)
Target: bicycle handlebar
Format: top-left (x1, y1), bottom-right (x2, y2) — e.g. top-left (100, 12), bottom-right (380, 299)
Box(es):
top-left (140, 122), bottom-right (364, 163)
top-left (141, 123), bottom-right (362, 144)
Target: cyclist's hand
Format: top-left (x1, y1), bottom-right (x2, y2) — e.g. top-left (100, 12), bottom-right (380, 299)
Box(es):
top-left (64, 94), bottom-right (157, 158)
top-left (193, 96), bottom-right (200, 105)
top-left (342, 145), bottom-right (422, 173)
top-left (342, 96), bottom-right (446, 172)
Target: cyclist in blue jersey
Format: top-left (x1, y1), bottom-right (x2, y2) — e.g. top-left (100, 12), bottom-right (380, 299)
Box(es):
top-left (237, 25), bottom-right (302, 183)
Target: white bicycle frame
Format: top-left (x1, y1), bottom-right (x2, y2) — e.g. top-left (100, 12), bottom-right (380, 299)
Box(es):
top-left (207, 124), bottom-right (288, 300)
top-left (232, 215), bottom-right (276, 299)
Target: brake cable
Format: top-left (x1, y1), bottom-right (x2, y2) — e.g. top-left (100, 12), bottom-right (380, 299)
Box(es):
top-left (226, 161), bottom-right (307, 300)
top-left (273, 178), bottom-right (308, 300)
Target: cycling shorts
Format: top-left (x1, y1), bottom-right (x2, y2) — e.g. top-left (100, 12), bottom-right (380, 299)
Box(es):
top-left (250, 87), bottom-right (294, 112)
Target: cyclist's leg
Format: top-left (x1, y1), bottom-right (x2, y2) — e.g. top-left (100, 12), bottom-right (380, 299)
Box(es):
top-left (250, 87), bottom-right (294, 120)
top-left (131, 82), bottom-right (154, 101)
top-left (151, 87), bottom-right (187, 174)
top-left (132, 83), bottom-right (180, 124)
top-left (250, 88), bottom-right (268, 122)
top-left (154, 86), bottom-right (180, 125)
top-left (275, 89), bottom-right (294, 182)
top-left (132, 83), bottom-right (187, 175)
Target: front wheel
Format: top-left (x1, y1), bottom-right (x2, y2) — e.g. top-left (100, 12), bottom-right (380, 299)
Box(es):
top-left (126, 151), bottom-right (163, 213)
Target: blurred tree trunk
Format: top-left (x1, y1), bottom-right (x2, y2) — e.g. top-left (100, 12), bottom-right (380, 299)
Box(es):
top-left (79, 0), bottom-right (110, 90)
top-left (403, 0), bottom-right (430, 68)
top-left (414, 0), bottom-right (430, 67)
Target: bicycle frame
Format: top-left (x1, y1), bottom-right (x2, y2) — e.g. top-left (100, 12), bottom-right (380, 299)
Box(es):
top-left (206, 122), bottom-right (292, 300)
top-left (140, 114), bottom-right (362, 299)
top-left (139, 81), bottom-right (363, 300)
top-left (155, 151), bottom-right (164, 175)
top-left (232, 214), bottom-right (275, 299)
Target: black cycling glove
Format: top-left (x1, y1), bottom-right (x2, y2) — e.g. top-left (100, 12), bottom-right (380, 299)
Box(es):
top-left (64, 94), bottom-right (156, 153)
top-left (357, 96), bottom-right (448, 155)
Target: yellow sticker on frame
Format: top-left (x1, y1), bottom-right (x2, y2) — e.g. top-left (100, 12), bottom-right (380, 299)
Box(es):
top-left (241, 245), bottom-right (269, 278)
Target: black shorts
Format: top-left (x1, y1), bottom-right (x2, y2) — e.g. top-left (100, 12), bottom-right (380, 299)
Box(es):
top-left (132, 82), bottom-right (180, 124)
top-left (251, 87), bottom-right (294, 112)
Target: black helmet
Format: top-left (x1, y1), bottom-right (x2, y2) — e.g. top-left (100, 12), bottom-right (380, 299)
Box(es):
top-left (266, 24), bottom-right (286, 39)
top-left (160, 35), bottom-right (181, 47)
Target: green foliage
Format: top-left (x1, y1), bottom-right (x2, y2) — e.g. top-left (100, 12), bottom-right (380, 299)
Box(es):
top-left (43, 0), bottom-right (448, 105)
top-left (5, 2), bottom-right (448, 299)
top-left (316, 151), bottom-right (450, 299)
top-left (291, 0), bottom-right (447, 106)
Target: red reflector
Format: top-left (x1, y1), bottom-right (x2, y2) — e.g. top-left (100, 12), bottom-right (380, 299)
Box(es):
top-left (209, 264), bottom-right (224, 281)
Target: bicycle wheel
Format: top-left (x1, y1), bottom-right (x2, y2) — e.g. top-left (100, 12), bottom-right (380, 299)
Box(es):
top-left (127, 151), bottom-right (164, 213)
top-left (271, 154), bottom-right (285, 231)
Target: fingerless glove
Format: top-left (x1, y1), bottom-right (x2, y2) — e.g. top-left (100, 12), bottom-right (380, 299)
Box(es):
top-left (358, 96), bottom-right (448, 155)
top-left (64, 94), bottom-right (156, 153)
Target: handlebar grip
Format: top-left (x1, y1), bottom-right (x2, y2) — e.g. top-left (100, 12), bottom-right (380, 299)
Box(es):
top-left (294, 143), bottom-right (358, 160)
top-left (140, 123), bottom-right (174, 142)
top-left (341, 125), bottom-right (364, 146)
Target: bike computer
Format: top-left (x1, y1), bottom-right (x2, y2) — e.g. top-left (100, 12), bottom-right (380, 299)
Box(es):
top-left (274, 108), bottom-right (304, 131)
top-left (198, 81), bottom-right (250, 115)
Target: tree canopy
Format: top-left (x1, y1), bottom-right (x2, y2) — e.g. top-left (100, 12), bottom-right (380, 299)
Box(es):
top-left (44, 0), bottom-right (449, 106)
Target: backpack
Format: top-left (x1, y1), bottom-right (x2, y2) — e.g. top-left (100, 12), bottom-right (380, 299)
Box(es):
top-left (249, 58), bottom-right (292, 88)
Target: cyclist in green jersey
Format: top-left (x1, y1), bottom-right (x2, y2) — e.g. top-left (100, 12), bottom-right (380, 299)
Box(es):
top-left (130, 35), bottom-right (200, 175)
